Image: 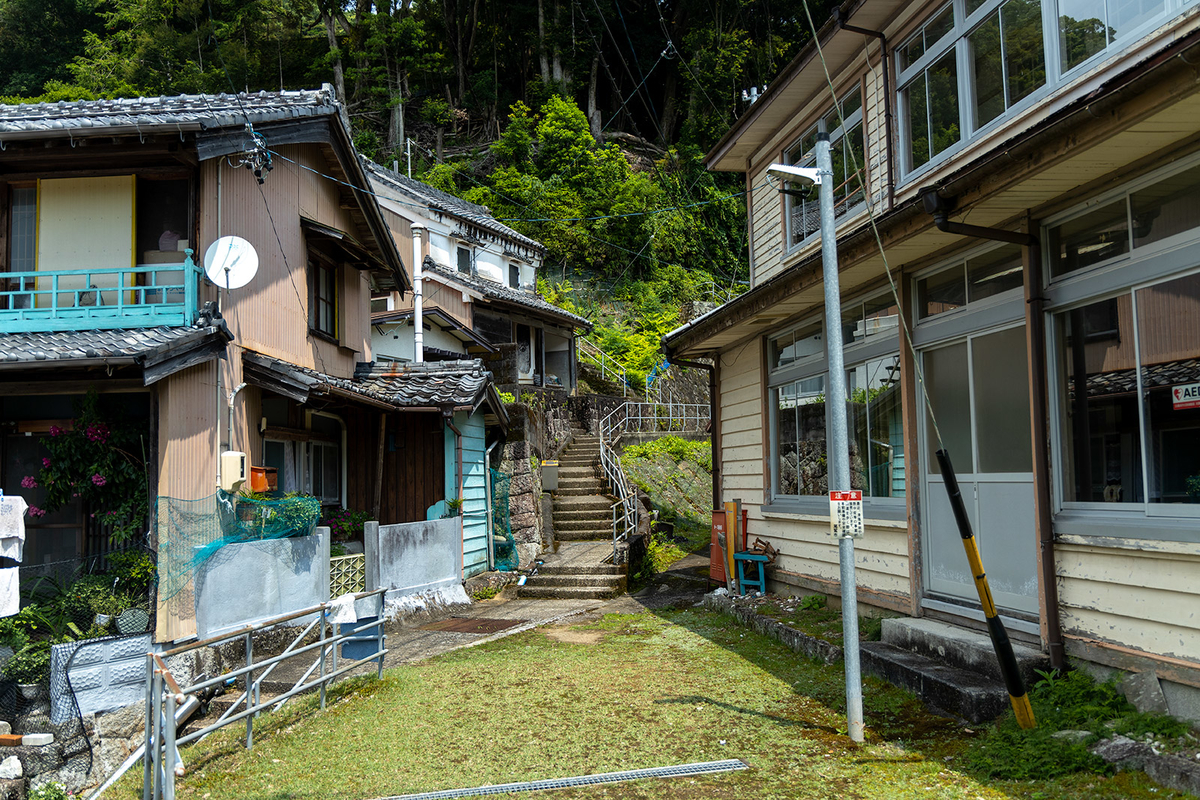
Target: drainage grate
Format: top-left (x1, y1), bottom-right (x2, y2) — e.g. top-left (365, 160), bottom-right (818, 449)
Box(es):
top-left (419, 617), bottom-right (527, 634)
top-left (378, 759), bottom-right (749, 800)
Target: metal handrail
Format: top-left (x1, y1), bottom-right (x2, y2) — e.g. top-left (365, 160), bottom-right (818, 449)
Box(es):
top-left (136, 589), bottom-right (388, 800)
top-left (578, 339), bottom-right (628, 397)
top-left (598, 400), bottom-right (713, 559)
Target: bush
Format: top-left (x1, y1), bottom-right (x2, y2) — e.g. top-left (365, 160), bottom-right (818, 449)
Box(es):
top-left (28, 783), bottom-right (72, 800)
top-left (623, 437), bottom-right (712, 471)
top-left (106, 550), bottom-right (156, 596)
top-left (3, 641), bottom-right (51, 684)
top-left (321, 508), bottom-right (373, 541)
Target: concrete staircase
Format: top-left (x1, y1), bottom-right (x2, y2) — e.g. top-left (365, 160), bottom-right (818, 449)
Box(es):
top-left (551, 430), bottom-right (613, 542)
top-left (515, 429), bottom-right (627, 601)
top-left (861, 617), bottom-right (1051, 723)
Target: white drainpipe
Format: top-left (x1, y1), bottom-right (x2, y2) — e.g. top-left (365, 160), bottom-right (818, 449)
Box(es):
top-left (412, 224), bottom-right (425, 363)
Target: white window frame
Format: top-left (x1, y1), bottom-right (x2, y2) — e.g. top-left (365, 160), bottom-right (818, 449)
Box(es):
top-left (783, 83), bottom-right (867, 253)
top-left (896, 0), bottom-right (1199, 182)
top-left (765, 294), bottom-right (907, 519)
top-left (1043, 155), bottom-right (1200, 542)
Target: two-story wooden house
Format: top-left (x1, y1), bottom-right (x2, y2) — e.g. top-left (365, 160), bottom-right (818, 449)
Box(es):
top-left (0, 89), bottom-right (517, 640)
top-left (664, 0), bottom-right (1200, 719)
top-left (361, 159), bottom-right (592, 393)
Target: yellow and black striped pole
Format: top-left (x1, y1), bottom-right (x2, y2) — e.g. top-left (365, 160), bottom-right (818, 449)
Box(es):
top-left (936, 449), bottom-right (1036, 729)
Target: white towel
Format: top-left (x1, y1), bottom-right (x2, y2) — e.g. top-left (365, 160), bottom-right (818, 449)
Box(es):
top-left (0, 497), bottom-right (27, 562)
top-left (326, 593), bottom-right (358, 625)
top-left (0, 568), bottom-right (18, 618)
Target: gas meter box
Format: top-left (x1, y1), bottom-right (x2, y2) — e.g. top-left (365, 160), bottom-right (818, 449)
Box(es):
top-left (220, 451), bottom-right (247, 492)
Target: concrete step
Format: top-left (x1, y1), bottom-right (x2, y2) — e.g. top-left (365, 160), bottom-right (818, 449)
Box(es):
top-left (552, 496), bottom-right (614, 513)
top-left (555, 529), bottom-right (615, 542)
top-left (527, 574), bottom-right (626, 590)
top-left (552, 518), bottom-right (614, 532)
top-left (557, 476), bottom-right (606, 489)
top-left (861, 641), bottom-right (1009, 723)
top-left (554, 486), bottom-right (608, 498)
top-left (559, 456), bottom-right (598, 466)
top-left (516, 584), bottom-right (621, 600)
top-left (881, 618), bottom-right (1050, 687)
top-left (558, 466), bottom-right (599, 478)
top-left (540, 564), bottom-right (625, 576)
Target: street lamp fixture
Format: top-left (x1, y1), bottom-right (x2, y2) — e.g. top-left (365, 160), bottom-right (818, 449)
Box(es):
top-left (765, 163), bottom-right (822, 186)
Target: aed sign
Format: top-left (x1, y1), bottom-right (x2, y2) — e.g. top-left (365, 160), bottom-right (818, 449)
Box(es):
top-left (829, 490), bottom-right (864, 539)
top-left (1172, 382), bottom-right (1200, 410)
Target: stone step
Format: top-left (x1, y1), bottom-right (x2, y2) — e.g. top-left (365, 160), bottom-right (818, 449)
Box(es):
top-left (526, 574), bottom-right (626, 590)
top-left (559, 456), bottom-right (598, 466)
top-left (539, 564), bottom-right (625, 576)
top-left (552, 518), bottom-right (614, 532)
top-left (861, 641), bottom-right (1009, 723)
top-left (516, 584), bottom-right (621, 600)
top-left (881, 618), bottom-right (1050, 687)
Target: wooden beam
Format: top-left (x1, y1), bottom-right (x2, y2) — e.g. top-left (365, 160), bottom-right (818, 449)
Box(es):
top-left (0, 379), bottom-right (145, 396)
top-left (373, 413), bottom-right (387, 519)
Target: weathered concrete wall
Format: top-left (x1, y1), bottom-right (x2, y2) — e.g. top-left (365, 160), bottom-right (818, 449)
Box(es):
top-left (49, 634), bottom-right (153, 724)
top-left (367, 518), bottom-right (462, 598)
top-left (193, 529), bottom-right (330, 639)
top-left (500, 439), bottom-right (545, 568)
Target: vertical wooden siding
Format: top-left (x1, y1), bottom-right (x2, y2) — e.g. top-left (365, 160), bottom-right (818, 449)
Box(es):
top-left (154, 361), bottom-right (219, 642)
top-left (345, 407), bottom-right (445, 525)
top-left (199, 144), bottom-right (371, 379)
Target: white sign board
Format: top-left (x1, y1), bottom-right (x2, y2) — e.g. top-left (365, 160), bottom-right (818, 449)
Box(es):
top-left (1172, 382), bottom-right (1200, 411)
top-left (829, 490), bottom-right (864, 538)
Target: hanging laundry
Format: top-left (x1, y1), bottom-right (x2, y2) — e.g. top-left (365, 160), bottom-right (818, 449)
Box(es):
top-left (0, 568), bottom-right (17, 618)
top-left (0, 495), bottom-right (27, 563)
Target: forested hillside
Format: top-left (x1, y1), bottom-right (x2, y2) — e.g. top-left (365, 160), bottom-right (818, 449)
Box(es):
top-left (0, 0), bottom-right (834, 382)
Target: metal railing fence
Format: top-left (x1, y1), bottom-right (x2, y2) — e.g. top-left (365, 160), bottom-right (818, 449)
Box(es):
top-left (137, 589), bottom-right (387, 800)
top-left (578, 339), bottom-right (628, 396)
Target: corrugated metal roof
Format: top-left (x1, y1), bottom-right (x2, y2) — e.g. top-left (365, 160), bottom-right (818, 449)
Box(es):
top-left (361, 158), bottom-right (546, 253)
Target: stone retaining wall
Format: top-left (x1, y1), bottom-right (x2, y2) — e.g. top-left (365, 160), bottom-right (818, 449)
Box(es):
top-left (501, 439), bottom-right (545, 568)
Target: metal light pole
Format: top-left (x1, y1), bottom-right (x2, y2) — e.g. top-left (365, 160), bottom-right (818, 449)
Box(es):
top-left (768, 123), bottom-right (864, 743)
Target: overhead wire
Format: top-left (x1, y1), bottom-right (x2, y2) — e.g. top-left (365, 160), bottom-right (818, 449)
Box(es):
top-left (796, 0), bottom-right (946, 449)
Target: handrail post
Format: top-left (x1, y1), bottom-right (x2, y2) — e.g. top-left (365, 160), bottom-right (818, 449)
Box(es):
top-left (143, 653), bottom-right (156, 800)
top-left (244, 632), bottom-right (254, 749)
top-left (319, 609), bottom-right (327, 710)
top-left (163, 687), bottom-right (177, 799)
top-left (150, 665), bottom-right (163, 800)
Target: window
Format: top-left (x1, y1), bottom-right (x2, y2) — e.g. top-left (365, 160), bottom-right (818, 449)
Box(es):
top-left (783, 86), bottom-right (865, 249)
top-left (768, 295), bottom-right (905, 512)
top-left (916, 243), bottom-right (1024, 318)
top-left (1046, 160), bottom-right (1200, 280)
top-left (4, 186), bottom-right (36, 310)
top-left (509, 263), bottom-right (520, 288)
top-left (457, 246), bottom-right (472, 274)
top-left (310, 258), bottom-right (338, 338)
top-left (897, 0), bottom-right (1190, 179)
top-left (309, 441), bottom-right (340, 503)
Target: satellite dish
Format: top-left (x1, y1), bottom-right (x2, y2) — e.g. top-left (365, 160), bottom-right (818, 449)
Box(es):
top-left (204, 236), bottom-right (259, 290)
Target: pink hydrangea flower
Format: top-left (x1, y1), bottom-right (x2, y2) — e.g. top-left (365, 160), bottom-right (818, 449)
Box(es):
top-left (20, 475), bottom-right (37, 489)
top-left (91, 473), bottom-right (107, 487)
top-left (48, 425), bottom-right (62, 437)
top-left (28, 506), bottom-right (45, 517)
top-left (41, 457), bottom-right (51, 468)
top-left (85, 423), bottom-right (109, 444)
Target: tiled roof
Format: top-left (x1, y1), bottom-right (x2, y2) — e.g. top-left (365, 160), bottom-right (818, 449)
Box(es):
top-left (0, 326), bottom-right (218, 364)
top-left (353, 359), bottom-right (493, 408)
top-left (361, 158), bottom-right (546, 253)
top-left (425, 259), bottom-right (592, 330)
top-left (245, 352), bottom-right (501, 415)
top-left (0, 89), bottom-right (338, 139)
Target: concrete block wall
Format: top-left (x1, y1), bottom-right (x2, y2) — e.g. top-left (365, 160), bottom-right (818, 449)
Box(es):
top-left (49, 634), bottom-right (153, 724)
top-left (366, 518), bottom-right (462, 599)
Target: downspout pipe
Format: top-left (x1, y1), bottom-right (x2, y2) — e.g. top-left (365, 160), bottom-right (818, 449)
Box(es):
top-left (412, 224), bottom-right (426, 363)
top-left (836, 8), bottom-right (894, 212)
top-left (664, 354), bottom-right (721, 513)
top-left (921, 188), bottom-right (1066, 670)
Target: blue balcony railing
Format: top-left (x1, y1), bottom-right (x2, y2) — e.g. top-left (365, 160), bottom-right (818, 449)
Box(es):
top-left (0, 253), bottom-right (201, 333)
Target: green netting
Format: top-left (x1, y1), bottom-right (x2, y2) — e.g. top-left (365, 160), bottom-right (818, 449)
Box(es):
top-left (490, 469), bottom-right (518, 572)
top-left (155, 491), bottom-right (322, 602)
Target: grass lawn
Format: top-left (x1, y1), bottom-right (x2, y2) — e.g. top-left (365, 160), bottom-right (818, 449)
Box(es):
top-left (113, 608), bottom-right (1192, 800)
